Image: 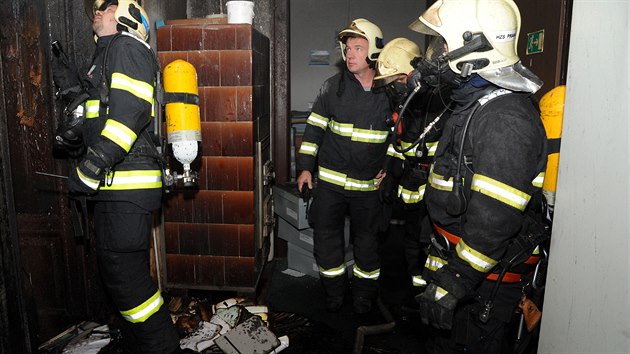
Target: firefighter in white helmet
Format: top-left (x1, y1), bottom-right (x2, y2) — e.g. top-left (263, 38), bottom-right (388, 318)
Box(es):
top-left (407, 1), bottom-right (549, 352)
top-left (297, 18), bottom-right (391, 314)
top-left (67, 1), bottom-right (180, 352)
top-left (374, 38), bottom-right (453, 313)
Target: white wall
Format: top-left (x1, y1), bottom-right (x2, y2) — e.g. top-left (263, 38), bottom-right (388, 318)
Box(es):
top-left (538, 0), bottom-right (630, 353)
top-left (290, 0), bottom-right (426, 111)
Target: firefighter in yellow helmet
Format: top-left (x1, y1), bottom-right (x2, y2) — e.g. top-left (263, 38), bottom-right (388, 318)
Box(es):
top-left (297, 18), bottom-right (390, 314)
top-left (67, 1), bottom-right (180, 352)
top-left (407, 1), bottom-right (548, 352)
top-left (374, 38), bottom-right (453, 313)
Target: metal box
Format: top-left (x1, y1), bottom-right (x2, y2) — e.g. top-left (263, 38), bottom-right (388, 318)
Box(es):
top-left (277, 216), bottom-right (350, 253)
top-left (272, 182), bottom-right (312, 230)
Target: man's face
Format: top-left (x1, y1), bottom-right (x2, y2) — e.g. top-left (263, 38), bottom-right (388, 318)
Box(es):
top-left (344, 36), bottom-right (371, 74)
top-left (92, 5), bottom-right (118, 37)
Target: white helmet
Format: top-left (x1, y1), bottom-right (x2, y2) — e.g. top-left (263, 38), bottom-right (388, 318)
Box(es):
top-left (375, 38), bottom-right (422, 85)
top-left (409, 0), bottom-right (542, 92)
top-left (115, 0), bottom-right (150, 41)
top-left (86, 0), bottom-right (150, 42)
top-left (410, 0), bottom-right (521, 74)
top-left (337, 18), bottom-right (384, 63)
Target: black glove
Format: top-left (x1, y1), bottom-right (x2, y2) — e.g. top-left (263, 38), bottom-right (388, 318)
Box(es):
top-left (416, 283), bottom-right (459, 330)
top-left (407, 67), bottom-right (424, 92)
top-left (68, 166), bottom-right (98, 195)
top-left (378, 173), bottom-right (395, 204)
top-left (51, 41), bottom-right (84, 105)
top-left (416, 268), bottom-right (471, 330)
top-left (67, 149), bottom-right (106, 195)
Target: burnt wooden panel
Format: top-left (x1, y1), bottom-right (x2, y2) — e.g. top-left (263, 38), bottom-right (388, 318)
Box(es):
top-left (0, 0), bottom-right (97, 350)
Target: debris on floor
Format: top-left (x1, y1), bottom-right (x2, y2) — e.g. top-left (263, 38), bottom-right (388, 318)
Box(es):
top-left (40, 295), bottom-right (289, 354)
top-left (172, 296), bottom-right (287, 353)
top-left (38, 321), bottom-right (114, 354)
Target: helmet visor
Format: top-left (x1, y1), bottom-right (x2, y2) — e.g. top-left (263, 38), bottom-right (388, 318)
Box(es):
top-left (425, 36), bottom-right (447, 62)
top-left (86, 0), bottom-right (118, 20)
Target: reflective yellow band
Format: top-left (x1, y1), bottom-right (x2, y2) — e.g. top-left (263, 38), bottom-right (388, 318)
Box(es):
top-left (434, 286), bottom-right (448, 301)
top-left (100, 170), bottom-right (162, 190)
top-left (85, 100), bottom-right (101, 119)
top-left (101, 119), bottom-right (137, 152)
top-left (397, 184), bottom-right (426, 204)
top-left (425, 255), bottom-right (447, 271)
top-left (426, 141), bottom-right (438, 157)
top-left (532, 172), bottom-right (545, 188)
top-left (387, 144), bottom-right (405, 160)
top-left (298, 142), bottom-right (318, 156)
top-left (306, 112), bottom-right (329, 130)
top-left (351, 127), bottom-right (389, 143)
top-left (400, 140), bottom-right (419, 157)
top-left (428, 168), bottom-right (453, 191)
top-left (353, 265), bottom-right (380, 280)
top-left (318, 166), bottom-right (378, 191)
top-left (471, 174), bottom-right (531, 211)
top-left (412, 275), bottom-right (427, 287)
top-left (120, 290), bottom-right (163, 323)
top-left (77, 167), bottom-right (100, 190)
top-left (328, 119), bottom-right (353, 137)
top-left (456, 239), bottom-right (498, 273)
top-left (319, 264), bottom-right (346, 278)
top-left (328, 119), bottom-right (389, 143)
top-left (111, 72), bottom-right (154, 104)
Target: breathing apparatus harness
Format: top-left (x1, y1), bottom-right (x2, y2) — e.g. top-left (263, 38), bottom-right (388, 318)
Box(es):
top-left (437, 86), bottom-right (551, 326)
top-left (394, 29), bottom-right (495, 212)
top-left (97, 31), bottom-right (169, 189)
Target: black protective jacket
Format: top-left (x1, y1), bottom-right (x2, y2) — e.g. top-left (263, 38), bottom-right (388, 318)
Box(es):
top-left (297, 69), bottom-right (391, 192)
top-left (80, 33), bottom-right (162, 210)
top-left (423, 77), bottom-right (547, 291)
top-left (386, 86), bottom-right (452, 206)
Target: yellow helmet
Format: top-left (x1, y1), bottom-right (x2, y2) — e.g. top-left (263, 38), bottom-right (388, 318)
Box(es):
top-left (85, 0), bottom-right (150, 42)
top-left (336, 18), bottom-right (384, 62)
top-left (375, 38), bottom-right (422, 85)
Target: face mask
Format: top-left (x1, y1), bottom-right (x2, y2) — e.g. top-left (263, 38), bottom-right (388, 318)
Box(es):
top-left (384, 81), bottom-right (409, 111)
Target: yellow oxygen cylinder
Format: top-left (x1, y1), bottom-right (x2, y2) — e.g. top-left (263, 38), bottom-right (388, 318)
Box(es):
top-left (539, 85), bottom-right (566, 208)
top-left (163, 59), bottom-right (202, 187)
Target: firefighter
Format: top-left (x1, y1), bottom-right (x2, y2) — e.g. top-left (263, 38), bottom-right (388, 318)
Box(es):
top-left (296, 19), bottom-right (391, 314)
top-left (407, 0), bottom-right (548, 352)
top-left (374, 37), bottom-right (453, 311)
top-left (66, 1), bottom-right (179, 352)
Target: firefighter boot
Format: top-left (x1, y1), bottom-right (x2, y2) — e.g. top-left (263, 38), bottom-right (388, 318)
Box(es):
top-left (321, 274), bottom-right (348, 313)
top-left (326, 295), bottom-right (344, 313)
top-left (353, 296), bottom-right (373, 314)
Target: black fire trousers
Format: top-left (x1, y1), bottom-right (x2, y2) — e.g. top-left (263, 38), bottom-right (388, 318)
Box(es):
top-left (310, 185), bottom-right (382, 300)
top-left (94, 201), bottom-right (179, 354)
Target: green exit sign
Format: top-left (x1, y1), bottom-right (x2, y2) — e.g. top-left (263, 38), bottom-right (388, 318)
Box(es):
top-left (527, 30), bottom-right (544, 55)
